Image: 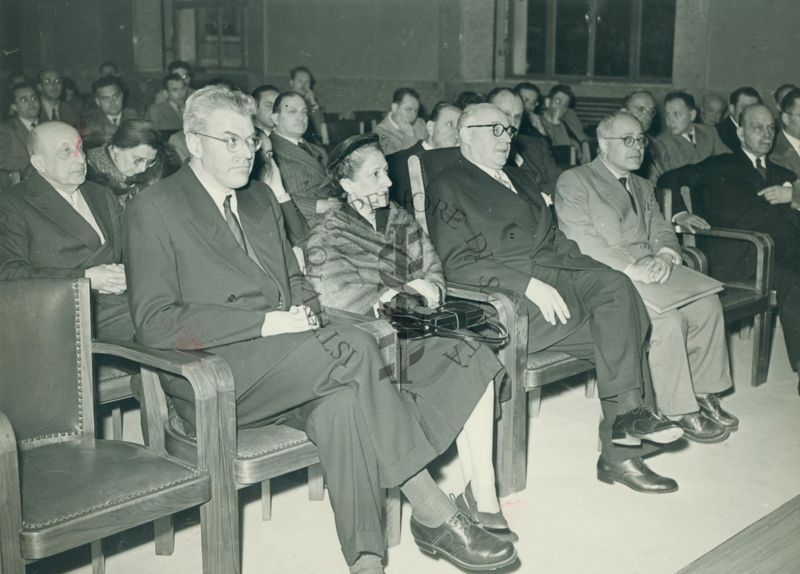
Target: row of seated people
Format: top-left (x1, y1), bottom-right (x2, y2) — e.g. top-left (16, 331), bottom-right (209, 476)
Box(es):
top-left (0, 79), bottom-right (796, 573)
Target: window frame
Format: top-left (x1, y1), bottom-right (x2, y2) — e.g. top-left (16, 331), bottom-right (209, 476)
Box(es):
top-left (171, 0), bottom-right (250, 72)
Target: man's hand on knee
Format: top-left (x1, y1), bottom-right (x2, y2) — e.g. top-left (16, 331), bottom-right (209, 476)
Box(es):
top-left (262, 305), bottom-right (320, 336)
top-left (525, 277), bottom-right (571, 326)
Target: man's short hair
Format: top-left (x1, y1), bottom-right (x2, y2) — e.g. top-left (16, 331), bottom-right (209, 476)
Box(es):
top-left (596, 111), bottom-right (640, 139)
top-left (664, 91), bottom-right (696, 111)
top-left (428, 101), bottom-right (461, 122)
top-left (163, 73), bottom-right (185, 90)
top-left (454, 91), bottom-right (484, 109)
top-left (183, 85), bottom-right (256, 134)
top-left (251, 84), bottom-right (280, 103)
top-left (729, 86), bottom-right (762, 106)
top-left (774, 83), bottom-right (796, 104)
top-left (271, 91), bottom-right (305, 114)
top-left (168, 60), bottom-right (192, 74)
top-left (622, 90), bottom-right (655, 108)
top-left (392, 87), bottom-right (420, 105)
top-left (99, 61), bottom-right (118, 74)
top-left (486, 87), bottom-right (519, 104)
top-left (548, 84), bottom-right (574, 105)
top-left (10, 80), bottom-right (37, 102)
top-left (780, 88), bottom-right (800, 114)
top-left (91, 75), bottom-right (124, 96)
top-left (513, 82), bottom-right (540, 96)
top-left (289, 66), bottom-right (313, 81)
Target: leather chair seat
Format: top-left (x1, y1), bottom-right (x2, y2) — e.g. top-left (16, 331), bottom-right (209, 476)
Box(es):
top-left (20, 438), bottom-right (210, 557)
top-left (524, 351), bottom-right (595, 390)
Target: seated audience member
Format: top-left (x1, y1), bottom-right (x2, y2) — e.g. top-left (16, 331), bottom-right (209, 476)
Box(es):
top-left (659, 104), bottom-right (800, 393)
top-left (374, 87), bottom-right (428, 155)
top-left (99, 61), bottom-right (119, 78)
top-left (513, 82), bottom-right (547, 137)
top-left (81, 76), bottom-right (140, 149)
top-left (252, 84), bottom-right (280, 136)
top-left (152, 60), bottom-right (194, 105)
top-left (770, 88), bottom-right (800, 175)
top-left (146, 73), bottom-right (188, 132)
top-left (649, 91), bottom-right (730, 180)
top-left (540, 84), bottom-right (589, 162)
top-left (269, 91), bottom-right (337, 222)
top-left (251, 131), bottom-right (309, 247)
top-left (717, 87), bottom-right (762, 151)
top-left (0, 81), bottom-right (39, 192)
top-left (700, 93), bottom-right (727, 127)
top-left (124, 85), bottom-right (516, 574)
top-left (454, 90), bottom-right (484, 110)
top-left (426, 103), bottom-right (684, 493)
top-left (774, 83), bottom-right (796, 116)
top-left (36, 69), bottom-right (81, 128)
top-left (621, 90), bottom-right (659, 179)
top-left (86, 119), bottom-right (180, 205)
top-left (306, 132), bottom-right (519, 547)
top-left (489, 88), bottom-right (561, 199)
top-left (61, 77), bottom-right (86, 114)
top-left (555, 111), bottom-right (736, 442)
top-left (0, 121), bottom-right (132, 341)
top-left (289, 66), bottom-right (324, 145)
top-left (386, 100), bottom-right (461, 210)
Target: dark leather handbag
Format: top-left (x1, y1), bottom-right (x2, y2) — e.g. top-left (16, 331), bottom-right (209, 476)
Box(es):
top-left (379, 292), bottom-right (509, 348)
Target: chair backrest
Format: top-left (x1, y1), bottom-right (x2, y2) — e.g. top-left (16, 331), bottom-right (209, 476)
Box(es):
top-left (326, 119), bottom-right (362, 147)
top-left (0, 278), bottom-right (95, 444)
top-left (407, 147), bottom-right (462, 233)
top-left (353, 110), bottom-right (384, 133)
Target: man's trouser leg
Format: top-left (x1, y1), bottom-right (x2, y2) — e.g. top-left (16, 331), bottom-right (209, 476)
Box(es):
top-left (774, 266), bottom-right (800, 370)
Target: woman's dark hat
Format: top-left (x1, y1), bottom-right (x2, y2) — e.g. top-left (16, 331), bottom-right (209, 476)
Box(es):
top-left (326, 132), bottom-right (381, 178)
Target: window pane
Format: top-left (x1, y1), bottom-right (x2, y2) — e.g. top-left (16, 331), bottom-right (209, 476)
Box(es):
top-left (594, 0), bottom-right (632, 77)
top-left (554, 0), bottom-right (588, 75)
top-left (640, 0), bottom-right (675, 78)
top-left (526, 0), bottom-right (548, 74)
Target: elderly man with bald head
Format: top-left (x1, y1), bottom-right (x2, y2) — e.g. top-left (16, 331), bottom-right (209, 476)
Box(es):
top-left (426, 103), bottom-right (685, 494)
top-left (660, 104), bottom-right (800, 393)
top-left (0, 121), bottom-right (132, 340)
top-left (556, 111), bottom-right (736, 441)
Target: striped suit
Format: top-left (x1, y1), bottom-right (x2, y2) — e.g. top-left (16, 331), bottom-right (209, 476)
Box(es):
top-left (269, 131), bottom-right (330, 222)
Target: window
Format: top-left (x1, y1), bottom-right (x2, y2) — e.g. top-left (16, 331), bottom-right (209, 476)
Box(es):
top-left (510, 0), bottom-right (676, 82)
top-left (174, 1), bottom-right (248, 70)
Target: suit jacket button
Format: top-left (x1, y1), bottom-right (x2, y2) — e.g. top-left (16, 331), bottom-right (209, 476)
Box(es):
top-left (227, 294), bottom-right (237, 302)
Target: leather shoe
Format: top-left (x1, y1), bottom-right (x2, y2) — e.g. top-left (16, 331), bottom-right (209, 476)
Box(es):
top-left (454, 483), bottom-right (518, 543)
top-left (597, 456), bottom-right (678, 494)
top-left (696, 394), bottom-right (739, 431)
top-left (410, 512), bottom-right (517, 571)
top-left (672, 412), bottom-right (730, 443)
top-left (611, 406), bottom-right (684, 446)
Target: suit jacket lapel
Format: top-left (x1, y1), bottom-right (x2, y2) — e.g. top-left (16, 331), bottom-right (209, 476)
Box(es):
top-left (588, 158), bottom-right (636, 218)
top-left (10, 118), bottom-right (31, 148)
top-left (272, 133), bottom-right (323, 170)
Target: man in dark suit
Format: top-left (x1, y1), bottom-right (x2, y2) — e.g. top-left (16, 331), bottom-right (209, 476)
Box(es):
top-left (770, 88), bottom-right (800, 176)
top-left (660, 104), bottom-right (800, 391)
top-left (269, 91), bottom-right (338, 223)
top-left (0, 121), bottom-right (131, 341)
top-left (36, 69), bottom-right (81, 129)
top-left (716, 87), bottom-right (761, 152)
top-left (125, 85), bottom-right (514, 573)
top-left (488, 87), bottom-right (562, 199)
top-left (426, 104), bottom-right (684, 493)
top-left (145, 73), bottom-right (187, 132)
top-left (386, 100), bottom-right (461, 212)
top-left (0, 82), bottom-right (39, 192)
top-left (81, 76), bottom-right (140, 149)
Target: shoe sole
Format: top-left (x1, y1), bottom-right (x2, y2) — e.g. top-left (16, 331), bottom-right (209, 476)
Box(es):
top-left (414, 539), bottom-right (519, 571)
top-left (611, 425), bottom-right (685, 446)
top-left (699, 412), bottom-right (739, 432)
top-left (682, 428), bottom-right (731, 444)
top-left (597, 471), bottom-right (679, 494)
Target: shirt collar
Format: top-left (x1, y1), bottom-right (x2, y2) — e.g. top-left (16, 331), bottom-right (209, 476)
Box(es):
top-left (107, 112), bottom-right (122, 123)
top-left (387, 113), bottom-right (402, 132)
top-left (783, 130), bottom-right (800, 155)
top-left (681, 124), bottom-right (696, 141)
top-left (421, 140), bottom-right (432, 151)
top-left (741, 147), bottom-right (765, 169)
top-left (190, 160), bottom-right (237, 217)
top-left (18, 117), bottom-right (36, 131)
top-left (599, 156), bottom-right (629, 181)
top-left (274, 131), bottom-right (301, 146)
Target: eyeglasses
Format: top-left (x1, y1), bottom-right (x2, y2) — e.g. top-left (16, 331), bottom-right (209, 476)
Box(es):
top-left (604, 135), bottom-right (649, 148)
top-left (132, 156), bottom-right (158, 170)
top-left (194, 132), bottom-right (262, 152)
top-left (97, 91), bottom-right (123, 102)
top-left (15, 96), bottom-right (38, 104)
top-left (465, 123), bottom-right (518, 138)
top-left (40, 78), bottom-right (62, 86)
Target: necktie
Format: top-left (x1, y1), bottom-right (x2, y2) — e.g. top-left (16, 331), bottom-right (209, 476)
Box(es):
top-left (686, 131), bottom-right (695, 146)
top-left (493, 170), bottom-right (515, 193)
top-left (111, 117), bottom-right (118, 127)
top-left (298, 140), bottom-right (322, 165)
top-left (756, 157), bottom-right (767, 179)
top-left (618, 177), bottom-right (638, 214)
top-left (51, 106), bottom-right (58, 121)
top-left (223, 195), bottom-right (248, 254)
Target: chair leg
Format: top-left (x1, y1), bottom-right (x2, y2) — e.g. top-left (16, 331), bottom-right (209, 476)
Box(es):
top-left (308, 463), bottom-right (325, 501)
top-left (528, 388), bottom-right (542, 418)
top-left (584, 375), bottom-right (596, 399)
top-left (496, 382), bottom-right (529, 497)
top-left (154, 516), bottom-right (175, 555)
top-left (751, 311), bottom-right (774, 386)
top-left (91, 540), bottom-right (105, 574)
top-left (111, 406), bottom-right (123, 440)
top-left (384, 486), bottom-right (402, 548)
top-left (260, 479), bottom-right (272, 520)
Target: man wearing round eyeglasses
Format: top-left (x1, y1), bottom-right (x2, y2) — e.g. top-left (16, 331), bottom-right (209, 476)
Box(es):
top-left (557, 110), bottom-right (737, 448)
top-left (0, 81), bottom-right (40, 191)
top-left (36, 69), bottom-right (80, 129)
top-left (427, 104), bottom-right (685, 494)
top-left (81, 76), bottom-right (140, 149)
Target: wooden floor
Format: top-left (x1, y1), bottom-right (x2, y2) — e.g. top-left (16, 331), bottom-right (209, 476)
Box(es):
top-left (679, 494), bottom-right (800, 573)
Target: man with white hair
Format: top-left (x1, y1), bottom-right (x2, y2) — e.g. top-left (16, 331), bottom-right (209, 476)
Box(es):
top-left (124, 85), bottom-right (516, 574)
top-left (426, 103), bottom-right (684, 494)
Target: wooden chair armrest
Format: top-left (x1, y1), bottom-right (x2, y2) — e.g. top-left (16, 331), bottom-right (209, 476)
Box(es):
top-left (0, 410), bottom-right (23, 567)
top-left (680, 246), bottom-right (708, 273)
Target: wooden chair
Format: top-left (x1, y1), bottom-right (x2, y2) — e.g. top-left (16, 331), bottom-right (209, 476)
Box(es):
top-left (0, 278), bottom-right (220, 574)
top-left (325, 119), bottom-right (362, 147)
top-left (96, 309), bottom-right (403, 573)
top-left (353, 111), bottom-right (384, 133)
top-left (408, 149), bottom-right (596, 496)
top-left (660, 187), bottom-right (776, 386)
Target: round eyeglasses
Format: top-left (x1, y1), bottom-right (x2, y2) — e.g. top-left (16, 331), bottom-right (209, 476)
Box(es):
top-left (465, 123), bottom-right (519, 138)
top-left (194, 132), bottom-right (262, 152)
top-left (604, 135), bottom-right (649, 148)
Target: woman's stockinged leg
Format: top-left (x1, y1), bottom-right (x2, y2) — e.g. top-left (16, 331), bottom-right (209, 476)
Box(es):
top-left (456, 379), bottom-right (500, 513)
